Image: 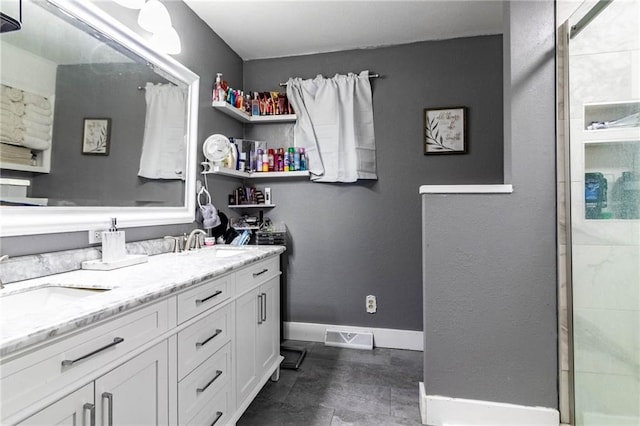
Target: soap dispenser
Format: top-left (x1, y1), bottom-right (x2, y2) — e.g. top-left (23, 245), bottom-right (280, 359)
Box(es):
top-left (102, 217), bottom-right (126, 262)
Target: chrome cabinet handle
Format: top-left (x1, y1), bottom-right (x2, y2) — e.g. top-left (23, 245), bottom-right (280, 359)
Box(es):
top-left (61, 337), bottom-right (124, 367)
top-left (257, 294), bottom-right (263, 324)
top-left (252, 268), bottom-right (268, 277)
top-left (196, 370), bottom-right (223, 393)
top-left (195, 329), bottom-right (222, 348)
top-left (102, 392), bottom-right (113, 426)
top-left (261, 292), bottom-right (267, 322)
top-left (195, 290), bottom-right (222, 305)
top-left (210, 411), bottom-right (223, 426)
top-left (83, 403), bottom-right (95, 426)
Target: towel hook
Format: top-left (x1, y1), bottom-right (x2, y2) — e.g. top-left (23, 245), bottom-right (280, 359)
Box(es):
top-left (197, 185), bottom-right (211, 209)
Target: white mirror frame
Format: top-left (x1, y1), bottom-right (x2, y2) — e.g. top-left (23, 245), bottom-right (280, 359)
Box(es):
top-left (0, 0), bottom-right (199, 237)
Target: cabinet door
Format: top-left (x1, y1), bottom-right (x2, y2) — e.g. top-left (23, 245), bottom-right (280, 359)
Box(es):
top-left (235, 288), bottom-right (259, 405)
top-left (17, 383), bottom-right (94, 426)
top-left (95, 341), bottom-right (168, 426)
top-left (256, 277), bottom-right (280, 373)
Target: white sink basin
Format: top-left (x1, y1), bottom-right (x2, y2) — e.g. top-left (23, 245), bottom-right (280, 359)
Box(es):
top-left (0, 286), bottom-right (110, 317)
top-left (176, 246), bottom-right (257, 258)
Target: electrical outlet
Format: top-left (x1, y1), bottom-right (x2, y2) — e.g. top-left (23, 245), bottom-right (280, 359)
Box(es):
top-left (89, 229), bottom-right (104, 244)
top-left (366, 295), bottom-right (376, 314)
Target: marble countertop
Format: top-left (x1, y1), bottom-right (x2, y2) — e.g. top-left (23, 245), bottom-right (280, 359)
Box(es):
top-left (0, 245), bottom-right (285, 357)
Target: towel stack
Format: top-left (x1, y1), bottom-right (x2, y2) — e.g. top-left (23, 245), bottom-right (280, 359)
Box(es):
top-left (0, 84), bottom-right (52, 165)
top-left (0, 143), bottom-right (34, 165)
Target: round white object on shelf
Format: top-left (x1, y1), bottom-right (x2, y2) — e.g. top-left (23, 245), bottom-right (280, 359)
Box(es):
top-left (203, 134), bottom-right (231, 164)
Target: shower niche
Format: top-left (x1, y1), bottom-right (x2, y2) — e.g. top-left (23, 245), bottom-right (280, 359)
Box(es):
top-left (581, 101), bottom-right (639, 220)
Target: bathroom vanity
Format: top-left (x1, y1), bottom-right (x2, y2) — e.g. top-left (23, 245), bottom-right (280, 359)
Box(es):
top-left (0, 246), bottom-right (285, 425)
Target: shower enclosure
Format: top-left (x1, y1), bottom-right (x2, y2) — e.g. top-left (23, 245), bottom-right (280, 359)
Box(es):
top-left (561, 0), bottom-right (639, 424)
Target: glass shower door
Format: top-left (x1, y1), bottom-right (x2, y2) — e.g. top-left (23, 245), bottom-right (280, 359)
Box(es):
top-left (568, 1), bottom-right (640, 425)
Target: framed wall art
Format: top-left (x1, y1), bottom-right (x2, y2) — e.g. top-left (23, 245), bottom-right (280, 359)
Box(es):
top-left (424, 106), bottom-right (467, 155)
top-left (81, 118), bottom-right (111, 155)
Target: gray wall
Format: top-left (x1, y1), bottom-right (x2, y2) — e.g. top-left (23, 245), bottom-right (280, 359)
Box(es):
top-left (422, 1), bottom-right (557, 408)
top-left (1, 1), bottom-right (244, 256)
top-left (243, 36), bottom-right (503, 330)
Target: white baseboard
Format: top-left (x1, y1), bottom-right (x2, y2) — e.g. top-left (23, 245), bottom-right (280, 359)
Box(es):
top-left (283, 321), bottom-right (423, 351)
top-left (419, 383), bottom-right (560, 426)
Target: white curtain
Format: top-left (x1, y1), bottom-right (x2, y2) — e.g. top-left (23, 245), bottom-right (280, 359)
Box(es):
top-left (286, 71), bottom-right (377, 183)
top-left (138, 82), bottom-right (186, 180)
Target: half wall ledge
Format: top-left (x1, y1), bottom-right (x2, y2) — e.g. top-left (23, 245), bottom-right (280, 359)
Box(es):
top-left (419, 184), bottom-right (514, 194)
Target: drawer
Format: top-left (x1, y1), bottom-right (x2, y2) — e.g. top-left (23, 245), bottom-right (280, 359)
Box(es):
top-left (235, 255), bottom-right (280, 295)
top-left (1, 300), bottom-right (168, 422)
top-left (177, 274), bottom-right (234, 324)
top-left (178, 342), bottom-right (231, 425)
top-left (177, 304), bottom-right (231, 379)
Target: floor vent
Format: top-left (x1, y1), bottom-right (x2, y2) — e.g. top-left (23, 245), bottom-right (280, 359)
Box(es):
top-left (324, 329), bottom-right (373, 350)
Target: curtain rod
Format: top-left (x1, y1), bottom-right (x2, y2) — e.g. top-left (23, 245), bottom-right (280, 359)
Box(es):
top-left (279, 73), bottom-right (380, 87)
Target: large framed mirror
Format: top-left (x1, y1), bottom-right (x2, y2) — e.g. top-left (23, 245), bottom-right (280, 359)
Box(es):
top-left (0, 0), bottom-right (199, 236)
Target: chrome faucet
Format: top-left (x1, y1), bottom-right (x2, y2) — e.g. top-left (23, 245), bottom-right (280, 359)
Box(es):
top-left (184, 229), bottom-right (206, 251)
top-left (0, 255), bottom-right (8, 289)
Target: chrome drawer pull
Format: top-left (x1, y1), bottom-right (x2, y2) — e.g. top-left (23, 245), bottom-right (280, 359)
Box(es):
top-left (102, 392), bottom-right (113, 426)
top-left (83, 403), bottom-right (95, 426)
top-left (195, 290), bottom-right (223, 305)
top-left (252, 268), bottom-right (268, 277)
top-left (196, 370), bottom-right (223, 393)
top-left (195, 329), bottom-right (223, 348)
top-left (210, 411), bottom-right (223, 426)
top-left (61, 337), bottom-right (124, 367)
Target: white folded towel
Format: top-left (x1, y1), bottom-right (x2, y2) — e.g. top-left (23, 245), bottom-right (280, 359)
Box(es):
top-left (0, 100), bottom-right (24, 116)
top-left (0, 109), bottom-right (24, 130)
top-left (1, 84), bottom-right (23, 102)
top-left (24, 126), bottom-right (51, 142)
top-left (22, 134), bottom-right (50, 150)
top-left (0, 129), bottom-right (24, 145)
top-left (24, 105), bottom-right (53, 123)
top-left (23, 117), bottom-right (51, 135)
top-left (23, 92), bottom-right (50, 111)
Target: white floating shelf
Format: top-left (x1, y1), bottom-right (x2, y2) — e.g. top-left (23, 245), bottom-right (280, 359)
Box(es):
top-left (228, 204), bottom-right (275, 209)
top-left (203, 165), bottom-right (309, 179)
top-left (212, 101), bottom-right (296, 123)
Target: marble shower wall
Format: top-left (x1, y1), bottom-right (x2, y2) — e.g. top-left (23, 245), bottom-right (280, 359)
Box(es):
top-left (567, 1), bottom-right (640, 424)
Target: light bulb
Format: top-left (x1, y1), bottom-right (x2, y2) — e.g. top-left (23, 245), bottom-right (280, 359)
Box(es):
top-left (137, 0), bottom-right (171, 33)
top-left (150, 26), bottom-right (181, 55)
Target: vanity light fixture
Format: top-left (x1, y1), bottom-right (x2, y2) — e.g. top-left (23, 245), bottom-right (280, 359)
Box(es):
top-left (112, 0), bottom-right (146, 9)
top-left (137, 0), bottom-right (171, 33)
top-left (113, 0), bottom-right (182, 55)
top-left (150, 26), bottom-right (181, 55)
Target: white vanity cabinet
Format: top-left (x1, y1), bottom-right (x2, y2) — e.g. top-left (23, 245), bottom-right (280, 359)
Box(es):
top-left (235, 256), bottom-right (282, 412)
top-left (1, 252), bottom-right (284, 426)
top-left (17, 341), bottom-right (168, 426)
top-left (1, 300), bottom-right (170, 424)
top-left (16, 383), bottom-right (94, 426)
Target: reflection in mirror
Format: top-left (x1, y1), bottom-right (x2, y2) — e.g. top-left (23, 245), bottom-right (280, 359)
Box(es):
top-left (0, 0), bottom-right (199, 236)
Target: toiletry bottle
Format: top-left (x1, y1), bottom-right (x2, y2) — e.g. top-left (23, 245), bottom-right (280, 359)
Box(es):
top-left (277, 148), bottom-right (284, 171)
top-left (267, 149), bottom-right (275, 172)
top-left (299, 148), bottom-right (307, 171)
top-left (213, 73), bottom-right (222, 101)
top-left (262, 150), bottom-right (269, 172)
top-left (288, 147), bottom-right (295, 171)
top-left (256, 149), bottom-right (263, 172)
top-left (284, 148), bottom-right (290, 171)
top-left (251, 93), bottom-right (260, 116)
top-left (102, 217), bottom-right (126, 262)
top-left (294, 149), bottom-right (300, 171)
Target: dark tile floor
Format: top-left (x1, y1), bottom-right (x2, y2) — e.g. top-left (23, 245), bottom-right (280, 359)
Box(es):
top-left (237, 341), bottom-right (424, 426)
